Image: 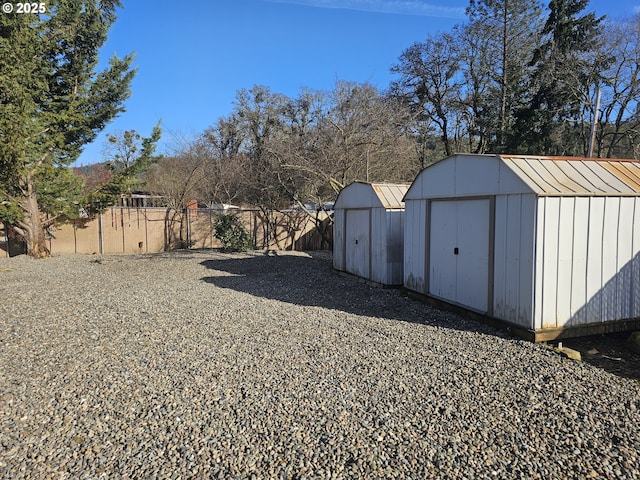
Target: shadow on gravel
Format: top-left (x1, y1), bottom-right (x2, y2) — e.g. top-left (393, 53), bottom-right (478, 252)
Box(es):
top-left (561, 333), bottom-right (640, 381)
top-left (201, 251), bottom-right (640, 382)
top-left (200, 251), bottom-right (512, 338)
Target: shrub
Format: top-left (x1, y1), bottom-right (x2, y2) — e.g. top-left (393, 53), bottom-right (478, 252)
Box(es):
top-left (214, 214), bottom-right (253, 252)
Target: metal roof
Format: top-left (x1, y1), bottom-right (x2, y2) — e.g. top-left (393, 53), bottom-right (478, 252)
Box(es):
top-left (371, 183), bottom-right (410, 208)
top-left (499, 155), bottom-right (640, 196)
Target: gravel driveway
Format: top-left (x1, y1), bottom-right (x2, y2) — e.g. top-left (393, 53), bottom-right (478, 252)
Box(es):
top-left (1, 250), bottom-right (639, 479)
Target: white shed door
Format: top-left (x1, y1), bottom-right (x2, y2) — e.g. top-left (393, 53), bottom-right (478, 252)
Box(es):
top-left (429, 199), bottom-right (491, 312)
top-left (345, 209), bottom-right (370, 278)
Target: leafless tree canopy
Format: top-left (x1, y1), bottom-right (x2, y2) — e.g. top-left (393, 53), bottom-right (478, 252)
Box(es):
top-left (148, 8), bottom-right (640, 217)
top-left (148, 82), bottom-right (418, 215)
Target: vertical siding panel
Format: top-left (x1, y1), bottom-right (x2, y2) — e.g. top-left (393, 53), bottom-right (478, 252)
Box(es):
top-left (383, 212), bottom-right (391, 285)
top-left (494, 194), bottom-right (528, 324)
top-left (493, 196), bottom-right (508, 319)
top-left (420, 200), bottom-right (428, 293)
top-left (370, 208), bottom-right (385, 284)
top-left (541, 198), bottom-right (561, 328)
top-left (505, 194), bottom-right (523, 323)
top-left (570, 197), bottom-right (589, 324)
top-left (601, 198), bottom-right (620, 321)
top-left (556, 197), bottom-right (575, 327)
top-left (386, 211), bottom-right (404, 285)
top-left (617, 198), bottom-right (634, 319)
top-left (633, 198), bottom-right (640, 317)
top-left (519, 194), bottom-right (536, 328)
top-left (534, 198), bottom-right (546, 330)
top-left (404, 201), bottom-right (414, 289)
top-left (585, 197), bottom-right (604, 323)
top-left (404, 200), bottom-right (427, 293)
top-left (333, 209), bottom-right (345, 271)
top-left (398, 210), bottom-right (405, 285)
top-left (404, 202), bottom-right (414, 288)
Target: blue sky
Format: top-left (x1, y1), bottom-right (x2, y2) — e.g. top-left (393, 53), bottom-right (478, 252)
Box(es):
top-left (74, 0), bottom-right (639, 165)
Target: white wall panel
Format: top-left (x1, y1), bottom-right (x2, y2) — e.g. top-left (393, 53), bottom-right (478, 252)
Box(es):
top-left (617, 198), bottom-right (635, 320)
top-left (345, 209), bottom-right (370, 279)
top-left (492, 194), bottom-right (536, 327)
top-left (584, 197), bottom-right (605, 323)
top-left (633, 198), bottom-right (640, 318)
top-left (555, 197), bottom-right (575, 327)
top-left (539, 197), bottom-right (561, 328)
top-left (503, 195), bottom-right (523, 316)
top-left (520, 195), bottom-right (536, 324)
top-left (404, 200), bottom-right (427, 293)
top-left (455, 157), bottom-right (499, 196)
top-left (569, 197), bottom-right (589, 324)
top-left (335, 183), bottom-right (376, 209)
top-left (534, 200), bottom-right (545, 330)
top-left (498, 161), bottom-right (538, 195)
top-left (600, 198), bottom-right (620, 322)
top-left (370, 208), bottom-right (386, 284)
top-left (421, 160), bottom-right (457, 198)
top-left (385, 211), bottom-right (404, 285)
top-left (333, 209), bottom-right (345, 271)
top-left (493, 196), bottom-right (509, 317)
top-left (536, 196), bottom-right (640, 329)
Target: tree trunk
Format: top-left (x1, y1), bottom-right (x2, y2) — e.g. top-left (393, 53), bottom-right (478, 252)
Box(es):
top-left (20, 175), bottom-right (50, 258)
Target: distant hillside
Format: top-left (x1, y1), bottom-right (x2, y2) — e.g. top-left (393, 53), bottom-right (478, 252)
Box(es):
top-left (72, 163), bottom-right (112, 192)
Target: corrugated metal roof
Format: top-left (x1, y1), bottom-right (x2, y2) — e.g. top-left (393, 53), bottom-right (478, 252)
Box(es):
top-left (500, 155), bottom-right (640, 195)
top-left (371, 183), bottom-right (410, 208)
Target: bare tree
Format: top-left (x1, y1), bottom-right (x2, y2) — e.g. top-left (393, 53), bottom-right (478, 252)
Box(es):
top-left (144, 132), bottom-right (209, 249)
top-left (390, 32), bottom-right (462, 157)
top-left (596, 15), bottom-right (640, 158)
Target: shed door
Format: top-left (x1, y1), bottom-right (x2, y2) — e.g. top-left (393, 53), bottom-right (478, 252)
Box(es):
top-left (429, 199), bottom-right (491, 312)
top-left (345, 209), bottom-right (370, 278)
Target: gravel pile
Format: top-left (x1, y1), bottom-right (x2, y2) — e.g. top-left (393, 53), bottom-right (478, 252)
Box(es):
top-left (1, 250), bottom-right (639, 479)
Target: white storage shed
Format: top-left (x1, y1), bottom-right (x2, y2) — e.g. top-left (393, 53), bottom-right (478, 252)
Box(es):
top-left (334, 182), bottom-right (409, 285)
top-left (404, 154), bottom-right (640, 340)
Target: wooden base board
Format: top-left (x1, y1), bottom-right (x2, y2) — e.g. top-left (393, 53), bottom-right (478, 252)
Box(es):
top-left (402, 289), bottom-right (640, 343)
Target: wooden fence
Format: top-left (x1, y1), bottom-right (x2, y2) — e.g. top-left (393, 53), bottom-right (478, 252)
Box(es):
top-left (0, 207), bottom-right (332, 256)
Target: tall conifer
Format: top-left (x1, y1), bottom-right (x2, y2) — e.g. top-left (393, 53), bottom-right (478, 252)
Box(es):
top-left (0, 1), bottom-right (135, 257)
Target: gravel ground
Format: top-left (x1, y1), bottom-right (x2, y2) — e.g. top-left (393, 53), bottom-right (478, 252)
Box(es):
top-left (1, 250), bottom-right (639, 479)
top-left (563, 333), bottom-right (640, 381)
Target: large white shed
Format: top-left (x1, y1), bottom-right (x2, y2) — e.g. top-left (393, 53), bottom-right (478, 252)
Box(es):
top-left (404, 154), bottom-right (640, 340)
top-left (334, 182), bottom-right (409, 285)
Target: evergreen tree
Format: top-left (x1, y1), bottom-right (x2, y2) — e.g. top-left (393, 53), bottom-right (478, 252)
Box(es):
top-left (88, 125), bottom-right (163, 213)
top-left (0, 1), bottom-right (135, 257)
top-left (465, 0), bottom-right (543, 152)
top-left (509, 0), bottom-right (606, 154)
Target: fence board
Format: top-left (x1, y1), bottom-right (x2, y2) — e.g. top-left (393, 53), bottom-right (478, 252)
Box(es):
top-left (1, 207), bottom-right (333, 256)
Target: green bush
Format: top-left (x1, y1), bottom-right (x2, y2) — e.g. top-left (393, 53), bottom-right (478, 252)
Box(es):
top-left (214, 214), bottom-right (253, 252)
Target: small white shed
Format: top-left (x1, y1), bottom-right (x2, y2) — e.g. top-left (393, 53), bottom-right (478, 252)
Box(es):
top-left (334, 182), bottom-right (409, 285)
top-left (404, 154), bottom-right (640, 340)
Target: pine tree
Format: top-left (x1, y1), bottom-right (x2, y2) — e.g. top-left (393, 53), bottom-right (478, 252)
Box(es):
top-left (509, 0), bottom-right (606, 154)
top-left (0, 1), bottom-right (135, 257)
